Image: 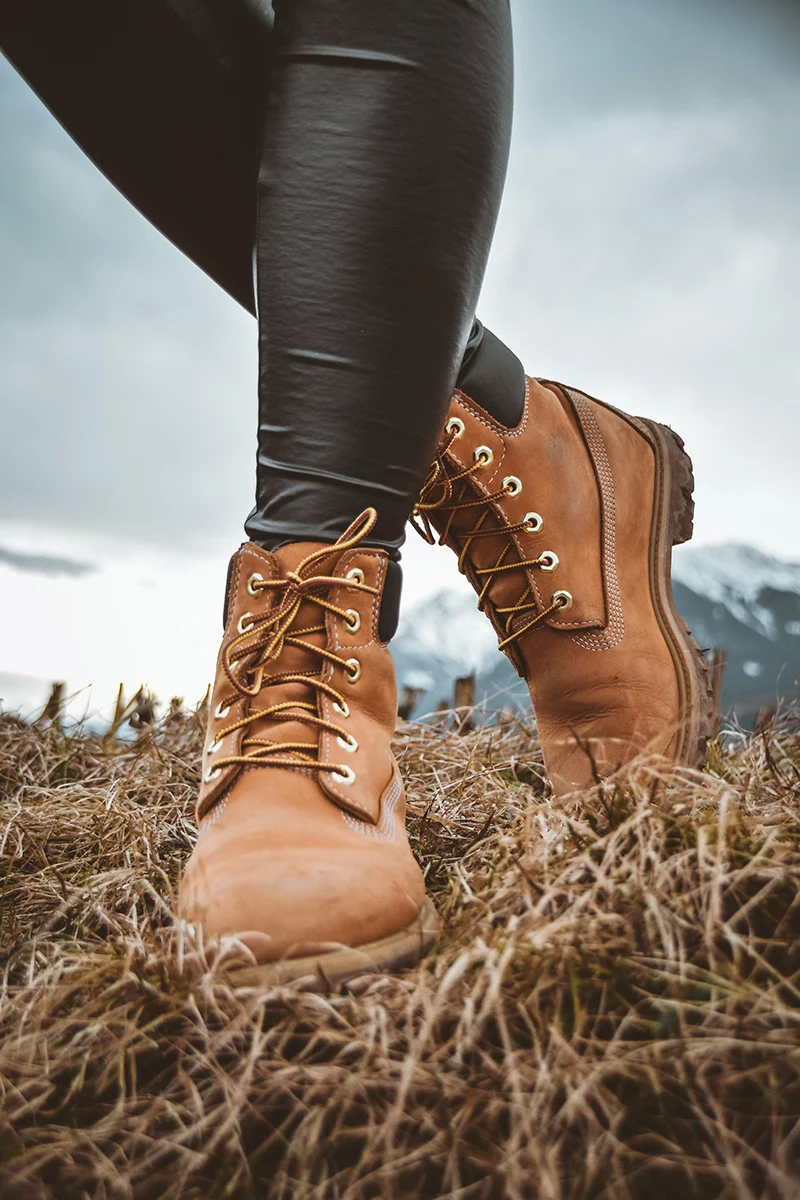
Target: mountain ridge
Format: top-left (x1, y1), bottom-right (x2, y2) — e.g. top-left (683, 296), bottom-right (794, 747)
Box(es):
top-left (391, 542), bottom-right (800, 723)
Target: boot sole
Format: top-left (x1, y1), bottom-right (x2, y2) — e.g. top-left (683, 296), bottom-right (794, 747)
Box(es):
top-left (223, 896), bottom-right (440, 992)
top-left (640, 418), bottom-right (715, 769)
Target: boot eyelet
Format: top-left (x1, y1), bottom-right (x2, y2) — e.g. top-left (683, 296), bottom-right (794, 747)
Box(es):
top-left (214, 701), bottom-right (231, 720)
top-left (204, 766), bottom-right (222, 784)
top-left (446, 417), bottom-right (465, 438)
top-left (344, 609), bottom-right (361, 633)
top-left (332, 699), bottom-right (350, 718)
top-left (246, 572), bottom-right (264, 596)
top-left (237, 612), bottom-right (255, 634)
top-left (539, 551), bottom-right (559, 572)
top-left (523, 512), bottom-right (543, 534)
top-left (206, 736), bottom-right (222, 756)
top-left (336, 734), bottom-right (358, 754)
top-left (332, 764), bottom-right (356, 785)
top-left (474, 445), bottom-right (493, 467)
top-left (345, 657), bottom-right (361, 683)
top-left (552, 589), bottom-right (573, 611)
top-left (503, 475), bottom-right (522, 496)
top-left (346, 567), bottom-right (365, 587)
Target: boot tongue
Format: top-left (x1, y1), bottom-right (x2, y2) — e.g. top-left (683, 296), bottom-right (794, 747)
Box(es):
top-left (246, 540), bottom-right (346, 758)
top-left (270, 540), bottom-right (339, 575)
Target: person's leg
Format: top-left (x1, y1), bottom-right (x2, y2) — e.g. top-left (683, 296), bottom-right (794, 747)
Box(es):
top-left (0, 0), bottom-right (267, 313)
top-left (1, 0), bottom-right (524, 469)
top-left (3, 0), bottom-right (517, 980)
top-left (247, 0), bottom-right (514, 554)
top-left (180, 0), bottom-right (516, 983)
top-left (8, 2), bottom-right (520, 567)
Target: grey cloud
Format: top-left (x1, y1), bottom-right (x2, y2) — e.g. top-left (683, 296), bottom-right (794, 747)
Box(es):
top-left (0, 546), bottom-right (95, 576)
top-left (0, 0), bottom-right (798, 560)
top-left (513, 0), bottom-right (800, 118)
top-left (479, 0), bottom-right (800, 557)
top-left (0, 56), bottom-right (256, 554)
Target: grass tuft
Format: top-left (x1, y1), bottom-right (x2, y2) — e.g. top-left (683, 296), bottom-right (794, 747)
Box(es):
top-left (1, 705), bottom-right (799, 1199)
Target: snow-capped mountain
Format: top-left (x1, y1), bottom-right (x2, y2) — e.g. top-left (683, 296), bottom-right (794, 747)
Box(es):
top-left (671, 544), bottom-right (800, 720)
top-left (671, 544), bottom-right (800, 642)
top-left (391, 543), bottom-right (800, 724)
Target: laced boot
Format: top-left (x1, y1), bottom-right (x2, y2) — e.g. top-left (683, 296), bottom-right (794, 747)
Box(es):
top-left (179, 509), bottom-right (438, 987)
top-left (414, 379), bottom-right (713, 795)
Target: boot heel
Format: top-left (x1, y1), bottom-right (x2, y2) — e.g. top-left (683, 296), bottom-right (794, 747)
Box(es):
top-left (644, 418), bottom-right (714, 766)
top-left (654, 422), bottom-right (695, 546)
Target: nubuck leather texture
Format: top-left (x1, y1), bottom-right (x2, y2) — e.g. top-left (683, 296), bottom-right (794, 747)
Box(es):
top-left (414, 378), bottom-right (714, 796)
top-left (180, 511), bottom-right (438, 986)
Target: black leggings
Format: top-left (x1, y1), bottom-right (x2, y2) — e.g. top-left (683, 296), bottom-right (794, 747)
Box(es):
top-left (0, 0), bottom-right (523, 554)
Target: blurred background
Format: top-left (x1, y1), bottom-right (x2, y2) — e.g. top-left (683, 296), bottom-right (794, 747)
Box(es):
top-left (1, 0), bottom-right (798, 724)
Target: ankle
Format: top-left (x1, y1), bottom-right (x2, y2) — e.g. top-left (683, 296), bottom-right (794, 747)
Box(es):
top-left (456, 321), bottom-right (526, 428)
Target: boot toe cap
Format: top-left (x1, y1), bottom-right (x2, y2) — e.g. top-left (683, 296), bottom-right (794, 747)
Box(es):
top-left (179, 842), bottom-right (426, 963)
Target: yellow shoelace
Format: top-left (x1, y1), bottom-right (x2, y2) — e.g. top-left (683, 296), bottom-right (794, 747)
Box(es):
top-left (412, 430), bottom-right (569, 648)
top-left (206, 508), bottom-right (378, 781)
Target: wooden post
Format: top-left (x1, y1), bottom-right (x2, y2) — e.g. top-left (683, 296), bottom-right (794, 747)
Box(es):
top-left (398, 685), bottom-right (425, 722)
top-left (39, 681), bottom-right (66, 726)
top-left (453, 672), bottom-right (476, 733)
top-left (709, 648), bottom-right (726, 728)
top-left (129, 690), bottom-right (157, 729)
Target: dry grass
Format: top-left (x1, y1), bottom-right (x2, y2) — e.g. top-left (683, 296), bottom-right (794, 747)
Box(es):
top-left (1, 702), bottom-right (799, 1200)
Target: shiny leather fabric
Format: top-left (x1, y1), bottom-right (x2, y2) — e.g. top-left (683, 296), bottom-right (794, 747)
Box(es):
top-left (248, 0), bottom-right (514, 553)
top-left (0, 0), bottom-right (267, 312)
top-left (0, 0), bottom-right (516, 553)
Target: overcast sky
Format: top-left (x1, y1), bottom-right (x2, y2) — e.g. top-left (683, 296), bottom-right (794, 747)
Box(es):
top-left (1, 0), bottom-right (799, 712)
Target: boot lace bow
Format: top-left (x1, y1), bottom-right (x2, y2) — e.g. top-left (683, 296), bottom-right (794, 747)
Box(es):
top-left (412, 426), bottom-right (572, 649)
top-left (204, 509), bottom-right (378, 784)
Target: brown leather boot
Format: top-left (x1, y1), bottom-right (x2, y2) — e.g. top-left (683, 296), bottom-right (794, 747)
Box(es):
top-left (179, 509), bottom-right (438, 987)
top-left (414, 379), bottom-right (713, 795)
